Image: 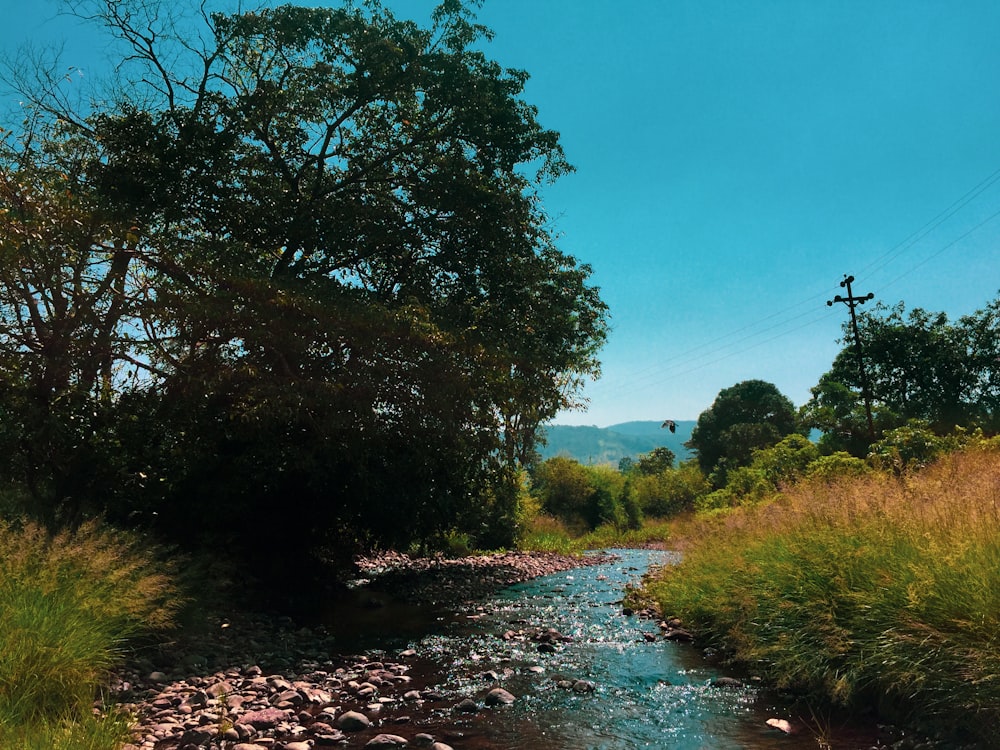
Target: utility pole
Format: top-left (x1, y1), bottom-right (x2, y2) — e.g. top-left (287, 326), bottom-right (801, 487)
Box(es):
top-left (827, 275), bottom-right (876, 441)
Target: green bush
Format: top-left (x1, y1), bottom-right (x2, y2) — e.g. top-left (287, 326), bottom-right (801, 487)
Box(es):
top-left (805, 451), bottom-right (870, 481)
top-left (750, 433), bottom-right (819, 485)
top-left (0, 519), bottom-right (180, 746)
top-left (631, 461), bottom-right (710, 518)
top-left (693, 487), bottom-right (736, 514)
top-left (530, 458), bottom-right (634, 531)
top-left (867, 421), bottom-right (964, 473)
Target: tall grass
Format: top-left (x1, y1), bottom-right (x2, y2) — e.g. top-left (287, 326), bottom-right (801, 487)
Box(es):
top-left (0, 519), bottom-right (180, 748)
top-left (642, 447), bottom-right (1000, 742)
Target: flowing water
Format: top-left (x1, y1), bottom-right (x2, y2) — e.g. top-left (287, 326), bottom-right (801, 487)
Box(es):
top-left (333, 549), bottom-right (883, 749)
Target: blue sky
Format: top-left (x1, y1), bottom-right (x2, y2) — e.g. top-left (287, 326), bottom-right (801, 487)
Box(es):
top-left (5, 0), bottom-right (1000, 425)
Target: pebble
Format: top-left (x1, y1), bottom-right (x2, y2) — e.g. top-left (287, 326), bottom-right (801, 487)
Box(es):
top-left (98, 551), bottom-right (618, 750)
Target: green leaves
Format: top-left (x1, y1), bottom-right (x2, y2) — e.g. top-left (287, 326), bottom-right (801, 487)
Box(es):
top-left (805, 297), bottom-right (1000, 453)
top-left (0, 0), bottom-right (607, 563)
top-left (687, 379), bottom-right (802, 483)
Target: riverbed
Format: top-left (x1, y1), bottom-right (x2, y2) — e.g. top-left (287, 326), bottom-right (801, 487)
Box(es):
top-left (335, 549), bottom-right (887, 749)
top-left (118, 548), bottom-right (890, 749)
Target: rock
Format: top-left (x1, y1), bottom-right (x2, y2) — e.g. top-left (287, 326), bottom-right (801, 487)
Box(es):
top-left (148, 671), bottom-right (169, 683)
top-left (365, 734), bottom-right (409, 748)
top-left (309, 722), bottom-right (336, 735)
top-left (537, 643), bottom-right (557, 654)
top-left (662, 628), bottom-right (694, 642)
top-left (272, 688), bottom-right (305, 706)
top-left (765, 717), bottom-right (797, 734)
top-left (233, 745), bottom-right (269, 750)
top-left (282, 742), bottom-right (312, 750)
top-left (314, 708), bottom-right (338, 723)
top-left (532, 627), bottom-right (571, 643)
top-left (454, 697), bottom-right (479, 713)
top-left (335, 710), bottom-right (371, 731)
top-left (238, 708), bottom-right (288, 729)
top-left (484, 688), bottom-right (516, 706)
top-left (179, 727), bottom-right (216, 745)
top-left (314, 734), bottom-right (346, 746)
top-left (571, 680), bottom-right (595, 693)
top-left (206, 680), bottom-right (235, 697)
top-left (184, 690), bottom-right (210, 707)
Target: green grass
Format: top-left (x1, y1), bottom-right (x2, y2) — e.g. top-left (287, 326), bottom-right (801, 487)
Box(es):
top-left (641, 447), bottom-right (1000, 743)
top-left (0, 711), bottom-right (134, 750)
top-left (0, 519), bottom-right (180, 749)
top-left (520, 515), bottom-right (672, 553)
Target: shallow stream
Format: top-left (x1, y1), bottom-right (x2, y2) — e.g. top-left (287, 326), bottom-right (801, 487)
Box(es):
top-left (332, 549), bottom-right (883, 749)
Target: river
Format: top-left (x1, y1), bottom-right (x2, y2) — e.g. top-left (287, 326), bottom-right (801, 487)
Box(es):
top-left (328, 548), bottom-right (886, 749)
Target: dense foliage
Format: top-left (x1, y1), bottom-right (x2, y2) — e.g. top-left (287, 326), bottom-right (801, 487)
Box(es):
top-left (804, 298), bottom-right (1000, 454)
top-left (0, 0), bottom-right (607, 581)
top-left (685, 379), bottom-right (802, 485)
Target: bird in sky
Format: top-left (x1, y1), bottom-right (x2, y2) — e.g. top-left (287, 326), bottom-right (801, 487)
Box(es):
top-left (661, 420), bottom-right (676, 433)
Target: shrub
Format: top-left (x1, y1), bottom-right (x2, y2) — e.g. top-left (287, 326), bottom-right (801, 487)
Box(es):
top-left (531, 457), bottom-right (594, 530)
top-left (750, 433), bottom-right (819, 485)
top-left (518, 515), bottom-right (578, 554)
top-left (0, 519), bottom-right (180, 743)
top-left (531, 458), bottom-right (634, 531)
top-left (867, 421), bottom-right (952, 473)
top-left (632, 461), bottom-right (710, 518)
top-left (586, 465), bottom-right (629, 529)
top-left (805, 451), bottom-right (870, 481)
top-left (693, 487), bottom-right (736, 514)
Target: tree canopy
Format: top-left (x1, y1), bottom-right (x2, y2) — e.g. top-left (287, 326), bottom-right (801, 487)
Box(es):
top-left (803, 298), bottom-right (1000, 454)
top-left (686, 379), bottom-right (801, 485)
top-left (0, 0), bottom-right (608, 577)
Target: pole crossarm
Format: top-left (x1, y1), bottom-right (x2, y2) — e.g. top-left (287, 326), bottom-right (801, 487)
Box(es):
top-left (827, 274), bottom-right (876, 440)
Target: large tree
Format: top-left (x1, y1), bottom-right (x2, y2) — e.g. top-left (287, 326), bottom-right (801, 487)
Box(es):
top-left (803, 298), bottom-right (1000, 454)
top-left (1, 1), bottom-right (608, 565)
top-left (686, 379), bottom-right (801, 486)
top-left (0, 119), bottom-right (154, 523)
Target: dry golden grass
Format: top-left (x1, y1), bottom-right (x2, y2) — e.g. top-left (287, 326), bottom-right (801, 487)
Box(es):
top-left (644, 447), bottom-right (1000, 743)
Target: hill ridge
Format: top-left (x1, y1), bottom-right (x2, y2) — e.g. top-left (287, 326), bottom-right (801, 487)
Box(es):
top-left (538, 420), bottom-right (695, 465)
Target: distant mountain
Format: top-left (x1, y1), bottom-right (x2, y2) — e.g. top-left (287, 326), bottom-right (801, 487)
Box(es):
top-left (538, 420), bottom-right (695, 466)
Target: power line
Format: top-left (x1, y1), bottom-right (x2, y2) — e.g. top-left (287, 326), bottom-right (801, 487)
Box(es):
top-left (858, 166), bottom-right (1000, 280)
top-left (874, 204), bottom-right (1000, 296)
top-left (580, 166), bottom-right (1000, 408)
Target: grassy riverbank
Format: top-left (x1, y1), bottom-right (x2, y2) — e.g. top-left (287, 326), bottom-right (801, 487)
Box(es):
top-left (641, 446), bottom-right (1000, 744)
top-left (0, 520), bottom-right (180, 749)
top-left (519, 516), bottom-right (673, 553)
